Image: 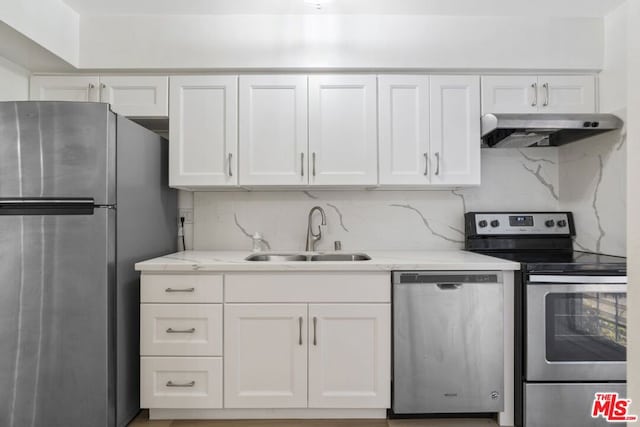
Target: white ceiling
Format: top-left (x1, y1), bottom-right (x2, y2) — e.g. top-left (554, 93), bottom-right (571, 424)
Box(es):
top-left (61, 0), bottom-right (625, 17)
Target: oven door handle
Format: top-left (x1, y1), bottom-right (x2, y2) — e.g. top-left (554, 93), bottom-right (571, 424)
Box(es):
top-left (528, 275), bottom-right (627, 284)
top-left (527, 283), bottom-right (627, 295)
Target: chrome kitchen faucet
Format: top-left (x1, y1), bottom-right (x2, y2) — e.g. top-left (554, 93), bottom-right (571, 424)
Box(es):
top-left (305, 206), bottom-right (327, 251)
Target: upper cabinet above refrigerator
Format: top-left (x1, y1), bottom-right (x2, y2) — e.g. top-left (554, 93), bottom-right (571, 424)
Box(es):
top-left (481, 75), bottom-right (596, 114)
top-left (30, 75), bottom-right (169, 117)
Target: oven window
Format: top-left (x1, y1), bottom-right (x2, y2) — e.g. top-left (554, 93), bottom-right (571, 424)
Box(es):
top-left (545, 292), bottom-right (626, 362)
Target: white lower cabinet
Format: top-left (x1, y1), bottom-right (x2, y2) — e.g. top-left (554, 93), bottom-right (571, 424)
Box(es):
top-left (224, 303), bottom-right (390, 409)
top-left (308, 304), bottom-right (391, 408)
top-left (140, 272), bottom-right (392, 414)
top-left (224, 304), bottom-right (308, 408)
top-left (141, 357), bottom-right (223, 409)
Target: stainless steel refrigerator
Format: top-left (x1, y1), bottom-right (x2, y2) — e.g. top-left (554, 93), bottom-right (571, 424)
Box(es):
top-left (0, 101), bottom-right (177, 427)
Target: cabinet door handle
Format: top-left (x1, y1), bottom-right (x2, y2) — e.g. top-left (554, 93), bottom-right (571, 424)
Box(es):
top-left (437, 283), bottom-right (462, 290)
top-left (312, 152), bottom-right (316, 177)
top-left (313, 316), bottom-right (317, 346)
top-left (435, 152), bottom-right (440, 176)
top-left (542, 83), bottom-right (549, 107)
top-left (423, 153), bottom-right (429, 176)
top-left (165, 287), bottom-right (195, 293)
top-left (228, 153), bottom-right (233, 177)
top-left (298, 316), bottom-right (303, 345)
top-left (89, 83), bottom-right (95, 89)
top-left (531, 83), bottom-right (538, 107)
top-left (166, 328), bottom-right (196, 333)
top-left (301, 152), bottom-right (305, 177)
top-left (166, 381), bottom-right (195, 387)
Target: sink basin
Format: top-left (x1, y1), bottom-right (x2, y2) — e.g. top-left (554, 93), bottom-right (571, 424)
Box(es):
top-left (310, 253), bottom-right (372, 261)
top-left (245, 253), bottom-right (308, 262)
top-left (244, 252), bottom-right (371, 262)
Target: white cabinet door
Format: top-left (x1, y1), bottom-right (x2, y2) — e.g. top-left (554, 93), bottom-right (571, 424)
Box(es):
top-left (308, 304), bottom-right (390, 408)
top-left (30, 75), bottom-right (100, 102)
top-left (239, 75), bottom-right (308, 185)
top-left (169, 75), bottom-right (238, 188)
top-left (224, 304), bottom-right (308, 408)
top-left (481, 75), bottom-right (538, 114)
top-left (538, 75), bottom-right (596, 113)
top-left (429, 75), bottom-right (481, 186)
top-left (99, 76), bottom-right (168, 117)
top-left (308, 75), bottom-right (378, 186)
top-left (378, 75), bottom-right (430, 185)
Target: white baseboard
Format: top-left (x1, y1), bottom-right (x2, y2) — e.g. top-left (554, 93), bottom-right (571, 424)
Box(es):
top-left (149, 408), bottom-right (387, 420)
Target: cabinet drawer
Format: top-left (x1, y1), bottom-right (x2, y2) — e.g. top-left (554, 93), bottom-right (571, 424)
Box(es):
top-left (225, 272), bottom-right (390, 303)
top-left (141, 357), bottom-right (222, 409)
top-left (141, 274), bottom-right (223, 303)
top-left (141, 304), bottom-right (222, 356)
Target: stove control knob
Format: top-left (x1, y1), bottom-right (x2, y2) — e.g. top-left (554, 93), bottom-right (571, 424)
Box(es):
top-left (478, 220), bottom-right (488, 228)
top-left (490, 220), bottom-right (500, 228)
top-left (545, 220), bottom-right (555, 228)
top-left (557, 219), bottom-right (567, 228)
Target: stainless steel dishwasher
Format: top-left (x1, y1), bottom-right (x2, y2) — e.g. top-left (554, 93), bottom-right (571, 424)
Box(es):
top-left (392, 271), bottom-right (504, 414)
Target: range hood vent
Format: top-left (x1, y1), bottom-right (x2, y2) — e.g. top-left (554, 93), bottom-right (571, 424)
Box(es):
top-left (481, 113), bottom-right (623, 148)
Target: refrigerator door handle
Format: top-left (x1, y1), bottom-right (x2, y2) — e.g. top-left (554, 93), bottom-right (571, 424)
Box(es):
top-left (0, 198), bottom-right (96, 215)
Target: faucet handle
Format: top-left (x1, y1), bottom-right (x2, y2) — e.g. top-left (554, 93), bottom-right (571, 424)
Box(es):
top-left (334, 241), bottom-right (342, 251)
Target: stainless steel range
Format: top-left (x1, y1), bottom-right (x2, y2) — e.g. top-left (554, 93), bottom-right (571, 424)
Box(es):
top-left (465, 212), bottom-right (627, 427)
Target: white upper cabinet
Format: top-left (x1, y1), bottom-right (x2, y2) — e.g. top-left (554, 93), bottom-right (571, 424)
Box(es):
top-left (481, 75), bottom-right (596, 114)
top-left (169, 75), bottom-right (238, 188)
top-left (30, 75), bottom-right (100, 102)
top-left (378, 75), bottom-right (430, 185)
top-left (224, 304), bottom-right (308, 409)
top-left (308, 75), bottom-right (378, 186)
top-left (481, 75), bottom-right (539, 114)
top-left (429, 75), bottom-right (481, 186)
top-left (239, 75), bottom-right (308, 186)
top-left (308, 304), bottom-right (391, 409)
top-left (99, 76), bottom-right (168, 117)
top-left (30, 75), bottom-right (169, 117)
top-left (538, 75), bottom-right (596, 113)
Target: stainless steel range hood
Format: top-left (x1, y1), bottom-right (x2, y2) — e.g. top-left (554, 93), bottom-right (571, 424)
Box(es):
top-left (481, 113), bottom-right (624, 148)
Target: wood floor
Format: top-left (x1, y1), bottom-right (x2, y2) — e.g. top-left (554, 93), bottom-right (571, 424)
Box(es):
top-left (128, 411), bottom-right (499, 427)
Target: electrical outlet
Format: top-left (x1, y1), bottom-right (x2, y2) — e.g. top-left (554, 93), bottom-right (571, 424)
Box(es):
top-left (179, 208), bottom-right (194, 224)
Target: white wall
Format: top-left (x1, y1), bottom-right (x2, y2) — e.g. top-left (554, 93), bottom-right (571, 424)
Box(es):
top-left (558, 2), bottom-right (627, 256)
top-left (626, 0), bottom-right (640, 409)
top-left (0, 55), bottom-right (29, 101)
top-left (0, 0), bottom-right (79, 67)
top-left (191, 149), bottom-right (559, 251)
top-left (79, 14), bottom-right (603, 70)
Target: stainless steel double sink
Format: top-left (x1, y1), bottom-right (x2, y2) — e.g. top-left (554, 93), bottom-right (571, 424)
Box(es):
top-left (245, 253), bottom-right (371, 262)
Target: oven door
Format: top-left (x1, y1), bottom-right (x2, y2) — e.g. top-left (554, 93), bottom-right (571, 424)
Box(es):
top-left (526, 276), bottom-right (626, 382)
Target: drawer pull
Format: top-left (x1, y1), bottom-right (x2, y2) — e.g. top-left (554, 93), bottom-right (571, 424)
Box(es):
top-left (166, 328), bottom-right (196, 334)
top-left (165, 287), bottom-right (195, 293)
top-left (166, 380), bottom-right (195, 387)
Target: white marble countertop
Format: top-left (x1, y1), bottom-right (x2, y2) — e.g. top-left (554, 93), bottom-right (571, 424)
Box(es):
top-left (135, 250), bottom-right (520, 272)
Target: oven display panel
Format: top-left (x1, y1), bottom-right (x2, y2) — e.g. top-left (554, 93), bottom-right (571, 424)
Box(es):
top-left (509, 215), bottom-right (534, 227)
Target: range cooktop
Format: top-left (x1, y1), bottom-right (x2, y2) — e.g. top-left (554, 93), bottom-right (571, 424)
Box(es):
top-left (479, 250), bottom-right (627, 274)
top-left (464, 211), bottom-right (627, 275)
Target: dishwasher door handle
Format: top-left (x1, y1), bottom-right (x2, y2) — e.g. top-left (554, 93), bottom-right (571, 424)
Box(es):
top-left (436, 283), bottom-right (461, 290)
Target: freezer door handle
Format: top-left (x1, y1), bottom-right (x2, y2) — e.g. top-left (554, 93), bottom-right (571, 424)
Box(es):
top-left (0, 198), bottom-right (96, 215)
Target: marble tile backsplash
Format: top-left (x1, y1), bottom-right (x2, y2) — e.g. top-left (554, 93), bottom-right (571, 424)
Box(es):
top-left (192, 149), bottom-right (561, 252)
top-left (558, 108), bottom-right (627, 257)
